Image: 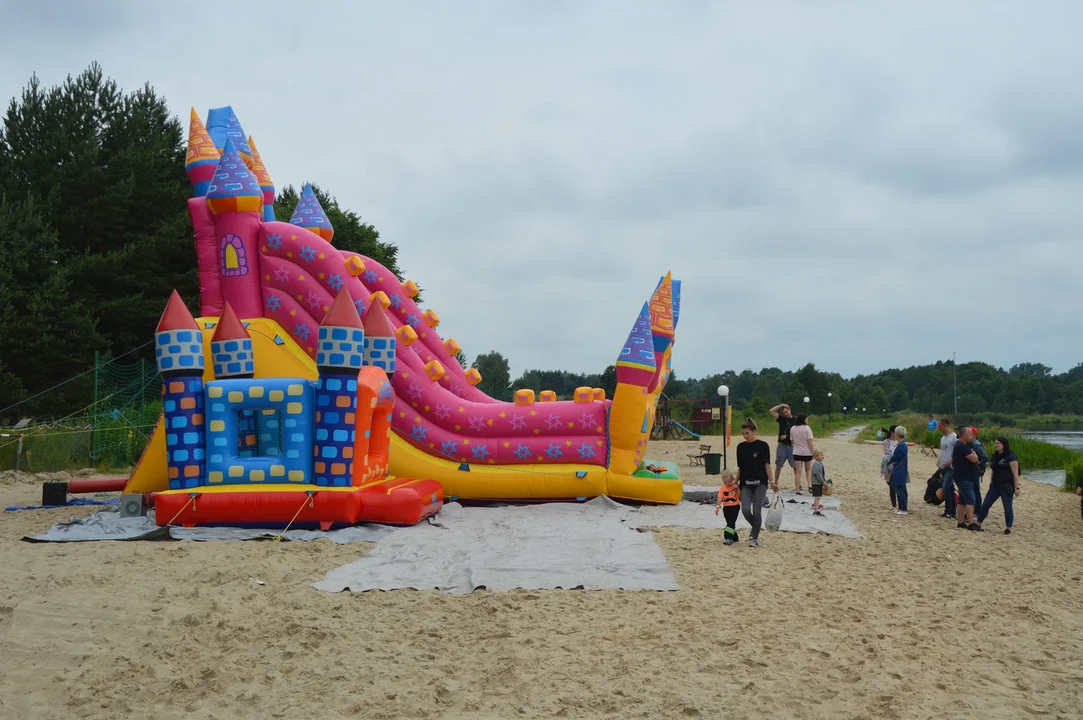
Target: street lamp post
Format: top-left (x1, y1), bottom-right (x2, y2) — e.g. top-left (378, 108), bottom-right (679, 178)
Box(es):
top-left (717, 385), bottom-right (730, 470)
top-left (803, 396), bottom-right (810, 417)
top-left (827, 392), bottom-right (832, 421)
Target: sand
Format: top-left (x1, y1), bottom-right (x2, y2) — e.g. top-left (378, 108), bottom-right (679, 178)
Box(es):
top-left (2, 433), bottom-right (1082, 719)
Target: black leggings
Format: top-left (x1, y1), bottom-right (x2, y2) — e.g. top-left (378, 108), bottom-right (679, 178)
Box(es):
top-left (889, 485), bottom-right (897, 507)
top-left (740, 484), bottom-right (768, 539)
top-left (722, 504), bottom-right (740, 531)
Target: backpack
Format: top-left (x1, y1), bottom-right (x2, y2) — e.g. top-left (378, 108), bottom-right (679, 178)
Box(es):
top-left (924, 472), bottom-right (944, 505)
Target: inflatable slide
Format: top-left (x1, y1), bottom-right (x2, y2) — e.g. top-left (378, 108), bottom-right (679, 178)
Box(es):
top-left (122, 106), bottom-right (684, 527)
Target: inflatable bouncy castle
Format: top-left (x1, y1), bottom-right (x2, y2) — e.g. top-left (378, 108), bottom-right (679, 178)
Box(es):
top-left (123, 106), bottom-right (684, 528)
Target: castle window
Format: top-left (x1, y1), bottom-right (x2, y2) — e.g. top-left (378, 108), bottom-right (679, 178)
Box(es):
top-left (237, 408), bottom-right (282, 458)
top-left (220, 233), bottom-right (248, 277)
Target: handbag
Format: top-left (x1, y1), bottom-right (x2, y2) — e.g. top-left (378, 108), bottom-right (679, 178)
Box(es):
top-left (765, 491), bottom-right (784, 530)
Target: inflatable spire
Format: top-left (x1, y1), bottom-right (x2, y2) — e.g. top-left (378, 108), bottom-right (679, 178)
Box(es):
top-left (672, 279), bottom-right (682, 330)
top-left (648, 271), bottom-right (675, 355)
top-left (289, 184), bottom-right (334, 242)
top-left (247, 136), bottom-right (276, 222)
top-left (210, 303), bottom-right (254, 379)
top-left (615, 302), bottom-right (657, 387)
top-left (153, 290), bottom-right (206, 490)
top-left (363, 301), bottom-right (397, 373)
top-left (185, 108), bottom-right (220, 197)
top-left (314, 288), bottom-right (364, 488)
top-left (205, 106), bottom-right (253, 165)
top-left (205, 139), bottom-right (263, 215)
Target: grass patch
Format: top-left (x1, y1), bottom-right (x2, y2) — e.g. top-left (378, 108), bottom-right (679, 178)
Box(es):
top-left (0, 403), bottom-right (160, 473)
top-left (851, 413), bottom-right (1082, 476)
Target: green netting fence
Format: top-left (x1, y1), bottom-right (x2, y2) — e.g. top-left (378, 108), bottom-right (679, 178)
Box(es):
top-left (0, 350), bottom-right (161, 473)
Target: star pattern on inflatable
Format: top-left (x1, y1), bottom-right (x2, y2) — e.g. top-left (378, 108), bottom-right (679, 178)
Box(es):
top-left (508, 415), bottom-right (527, 430)
top-left (544, 443), bottom-right (563, 459)
top-left (406, 314), bottom-right (420, 328)
top-left (353, 299), bottom-right (366, 316)
top-left (441, 440), bottom-right (458, 456)
top-left (545, 414), bottom-right (563, 430)
top-left (578, 412), bottom-right (595, 428)
top-left (577, 443), bottom-right (596, 460)
top-left (266, 234), bottom-right (283, 249)
top-left (434, 404), bottom-right (451, 420)
top-left (328, 273), bottom-right (343, 291)
top-left (264, 294), bottom-right (281, 312)
top-left (295, 322), bottom-right (310, 340)
top-left (363, 270), bottom-right (378, 282)
top-left (411, 425), bottom-right (428, 442)
top-left (306, 291), bottom-right (321, 309)
top-left (514, 444), bottom-right (531, 459)
top-left (389, 293), bottom-right (402, 309)
top-left (471, 444), bottom-right (490, 460)
top-left (468, 416), bottom-right (486, 431)
top-left (406, 384), bottom-right (422, 401)
top-left (300, 246), bottom-right (316, 262)
top-left (273, 267), bottom-right (290, 282)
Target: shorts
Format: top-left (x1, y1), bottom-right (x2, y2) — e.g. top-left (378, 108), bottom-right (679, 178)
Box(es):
top-left (775, 443), bottom-right (795, 468)
top-left (956, 478), bottom-right (979, 506)
top-left (811, 484), bottom-right (824, 497)
top-left (794, 454), bottom-right (813, 462)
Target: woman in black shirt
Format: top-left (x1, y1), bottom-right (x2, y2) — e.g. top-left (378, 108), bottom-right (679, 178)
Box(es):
top-left (735, 418), bottom-right (776, 548)
top-left (975, 436), bottom-right (1020, 534)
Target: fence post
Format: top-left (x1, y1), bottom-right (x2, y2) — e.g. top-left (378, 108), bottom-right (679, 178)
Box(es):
top-left (92, 351), bottom-right (100, 461)
top-left (14, 434), bottom-right (24, 472)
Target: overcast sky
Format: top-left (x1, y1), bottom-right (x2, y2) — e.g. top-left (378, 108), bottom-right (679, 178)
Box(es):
top-left (3, 1), bottom-right (1082, 380)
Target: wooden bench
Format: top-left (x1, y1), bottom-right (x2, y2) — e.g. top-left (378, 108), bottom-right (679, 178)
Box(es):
top-left (688, 444), bottom-right (712, 466)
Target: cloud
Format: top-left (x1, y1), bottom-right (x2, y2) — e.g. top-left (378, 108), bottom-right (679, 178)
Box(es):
top-left (2, 0), bottom-right (1082, 380)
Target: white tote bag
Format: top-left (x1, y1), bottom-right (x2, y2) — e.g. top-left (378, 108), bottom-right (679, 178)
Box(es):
top-left (765, 491), bottom-right (784, 530)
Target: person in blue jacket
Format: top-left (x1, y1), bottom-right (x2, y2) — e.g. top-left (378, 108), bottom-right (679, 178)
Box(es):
top-left (889, 426), bottom-right (910, 515)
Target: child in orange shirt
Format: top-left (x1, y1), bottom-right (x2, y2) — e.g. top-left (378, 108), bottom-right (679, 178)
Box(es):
top-left (714, 470), bottom-right (741, 545)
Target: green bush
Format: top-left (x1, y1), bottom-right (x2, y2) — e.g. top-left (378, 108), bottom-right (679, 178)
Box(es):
top-left (1064, 457), bottom-right (1083, 493)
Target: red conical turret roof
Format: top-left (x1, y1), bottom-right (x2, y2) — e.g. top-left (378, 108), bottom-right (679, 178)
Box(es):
top-left (211, 302), bottom-right (250, 342)
top-left (321, 287), bottom-right (363, 329)
top-left (362, 300), bottom-right (396, 337)
top-left (156, 290), bottom-right (200, 333)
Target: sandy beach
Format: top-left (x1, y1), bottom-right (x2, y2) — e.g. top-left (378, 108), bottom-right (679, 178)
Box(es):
top-left (1, 432), bottom-right (1081, 719)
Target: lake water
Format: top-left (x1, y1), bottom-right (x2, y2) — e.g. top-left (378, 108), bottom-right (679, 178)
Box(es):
top-left (1021, 432), bottom-right (1083, 487)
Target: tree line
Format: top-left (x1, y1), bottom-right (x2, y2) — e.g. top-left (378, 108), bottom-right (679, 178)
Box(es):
top-left (465, 351), bottom-right (1083, 420)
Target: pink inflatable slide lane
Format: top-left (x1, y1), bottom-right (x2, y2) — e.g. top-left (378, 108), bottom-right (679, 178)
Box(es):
top-left (254, 221), bottom-right (610, 469)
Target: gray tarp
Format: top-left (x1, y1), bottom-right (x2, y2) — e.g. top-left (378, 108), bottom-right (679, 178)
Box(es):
top-left (24, 507), bottom-right (393, 544)
top-left (23, 509), bottom-right (166, 542)
top-left (619, 493), bottom-right (864, 538)
top-left (313, 497), bottom-right (680, 595)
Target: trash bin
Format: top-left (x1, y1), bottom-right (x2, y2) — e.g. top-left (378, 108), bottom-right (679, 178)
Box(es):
top-left (703, 452), bottom-right (722, 475)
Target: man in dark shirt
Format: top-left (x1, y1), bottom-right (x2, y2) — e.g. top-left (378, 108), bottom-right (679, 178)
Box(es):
top-left (769, 403), bottom-right (799, 492)
top-left (952, 427), bottom-right (981, 529)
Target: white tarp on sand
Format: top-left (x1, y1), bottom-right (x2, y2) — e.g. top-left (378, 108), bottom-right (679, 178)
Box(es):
top-left (313, 497), bottom-right (680, 595)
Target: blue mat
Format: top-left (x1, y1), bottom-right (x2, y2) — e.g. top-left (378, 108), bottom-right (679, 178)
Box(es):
top-left (5, 498), bottom-right (119, 512)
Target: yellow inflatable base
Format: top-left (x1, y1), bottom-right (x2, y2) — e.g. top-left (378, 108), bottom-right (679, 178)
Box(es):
top-left (124, 318), bottom-right (682, 504)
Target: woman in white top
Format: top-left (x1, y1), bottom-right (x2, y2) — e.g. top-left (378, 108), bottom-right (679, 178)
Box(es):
top-left (789, 414), bottom-right (815, 494)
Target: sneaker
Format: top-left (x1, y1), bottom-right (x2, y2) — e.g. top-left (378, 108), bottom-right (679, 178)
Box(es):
top-left (749, 538), bottom-right (759, 548)
top-left (940, 512), bottom-right (951, 518)
top-left (968, 524), bottom-right (983, 532)
top-left (957, 522), bottom-right (968, 529)
top-left (1004, 528), bottom-right (1012, 535)
top-left (723, 537), bottom-right (735, 545)
top-left (894, 510), bottom-right (909, 515)
top-left (813, 510), bottom-right (823, 516)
